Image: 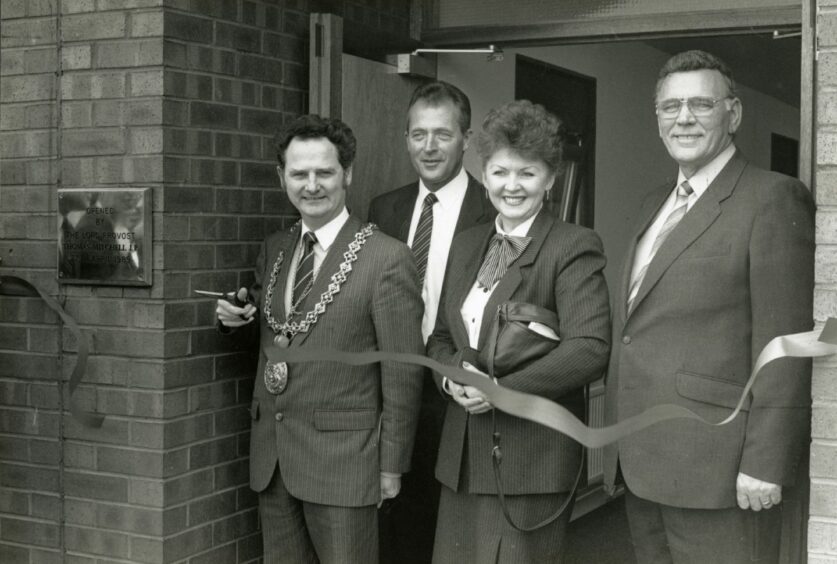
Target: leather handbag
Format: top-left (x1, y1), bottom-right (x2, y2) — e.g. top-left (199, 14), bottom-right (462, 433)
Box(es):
top-left (475, 301), bottom-right (585, 532)
top-left (478, 301), bottom-right (561, 378)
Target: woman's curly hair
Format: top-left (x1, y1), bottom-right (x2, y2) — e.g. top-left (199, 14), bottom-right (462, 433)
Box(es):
top-left (476, 100), bottom-right (564, 173)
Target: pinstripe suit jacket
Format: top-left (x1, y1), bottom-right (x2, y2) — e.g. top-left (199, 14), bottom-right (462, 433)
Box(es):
top-left (248, 215), bottom-right (425, 507)
top-left (603, 152), bottom-right (815, 509)
top-left (426, 210), bottom-right (611, 494)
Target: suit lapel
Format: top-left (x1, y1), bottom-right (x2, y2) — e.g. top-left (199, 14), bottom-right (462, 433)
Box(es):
top-left (268, 225), bottom-right (300, 323)
top-left (446, 223), bottom-right (494, 348)
top-left (292, 216), bottom-right (363, 347)
top-left (619, 183), bottom-right (672, 323)
top-left (628, 153), bottom-right (745, 317)
top-left (397, 183), bottom-right (419, 243)
top-left (477, 211), bottom-right (554, 348)
top-left (453, 174), bottom-right (491, 235)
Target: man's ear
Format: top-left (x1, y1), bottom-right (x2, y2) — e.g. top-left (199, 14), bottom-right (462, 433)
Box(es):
top-left (728, 97), bottom-right (743, 135)
top-left (276, 165), bottom-right (285, 190)
top-left (344, 165), bottom-right (353, 188)
top-left (462, 128), bottom-right (473, 152)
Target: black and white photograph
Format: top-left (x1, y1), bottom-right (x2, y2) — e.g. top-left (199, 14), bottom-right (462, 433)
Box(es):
top-left (0, 1), bottom-right (833, 563)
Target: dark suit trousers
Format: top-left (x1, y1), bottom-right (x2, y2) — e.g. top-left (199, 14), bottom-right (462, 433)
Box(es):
top-left (259, 464), bottom-right (378, 564)
top-left (380, 376), bottom-right (445, 564)
top-left (625, 489), bottom-right (781, 564)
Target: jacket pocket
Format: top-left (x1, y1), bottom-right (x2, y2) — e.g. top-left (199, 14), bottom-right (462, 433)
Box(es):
top-left (249, 398), bottom-right (260, 420)
top-left (683, 241), bottom-right (731, 259)
top-left (314, 408), bottom-right (379, 431)
top-left (676, 371), bottom-right (750, 411)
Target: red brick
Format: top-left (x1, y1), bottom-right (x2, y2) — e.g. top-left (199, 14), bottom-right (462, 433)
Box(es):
top-left (0, 463), bottom-right (59, 491)
top-left (65, 471), bottom-right (129, 502)
top-left (214, 459), bottom-right (248, 491)
top-left (0, 408), bottom-right (59, 437)
top-left (188, 490), bottom-right (237, 526)
top-left (0, 19), bottom-right (56, 47)
top-left (30, 493), bottom-right (60, 520)
top-left (190, 542), bottom-right (237, 564)
top-left (212, 508), bottom-right (258, 544)
top-left (63, 12), bottom-right (126, 41)
top-left (64, 526), bottom-right (130, 559)
top-left (162, 524), bottom-right (212, 562)
top-left (0, 517), bottom-right (60, 548)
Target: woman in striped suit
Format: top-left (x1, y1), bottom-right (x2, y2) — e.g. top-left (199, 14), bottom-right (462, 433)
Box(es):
top-left (426, 100), bottom-right (611, 563)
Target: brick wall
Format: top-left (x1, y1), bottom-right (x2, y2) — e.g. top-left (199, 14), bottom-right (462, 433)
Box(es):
top-left (2, 1), bottom-right (69, 562)
top-left (812, 2), bottom-right (837, 562)
top-left (1, 1), bottom-right (413, 563)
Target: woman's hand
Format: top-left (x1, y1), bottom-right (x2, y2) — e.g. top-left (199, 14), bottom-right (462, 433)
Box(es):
top-left (444, 362), bottom-right (493, 414)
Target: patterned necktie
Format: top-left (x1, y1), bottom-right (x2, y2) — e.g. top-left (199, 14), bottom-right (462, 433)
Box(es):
top-left (627, 180), bottom-right (694, 313)
top-left (411, 192), bottom-right (438, 283)
top-left (476, 233), bottom-right (532, 290)
top-left (293, 231), bottom-right (318, 309)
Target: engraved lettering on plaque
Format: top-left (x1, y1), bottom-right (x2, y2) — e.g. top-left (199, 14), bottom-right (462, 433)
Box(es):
top-left (58, 188), bottom-right (151, 286)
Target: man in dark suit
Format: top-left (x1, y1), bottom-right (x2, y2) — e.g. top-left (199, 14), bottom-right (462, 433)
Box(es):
top-left (217, 114), bottom-right (425, 564)
top-left (367, 81), bottom-right (495, 563)
top-left (604, 50), bottom-right (814, 563)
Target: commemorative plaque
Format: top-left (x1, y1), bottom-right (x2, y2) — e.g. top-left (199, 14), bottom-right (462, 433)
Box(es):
top-left (58, 188), bottom-right (152, 286)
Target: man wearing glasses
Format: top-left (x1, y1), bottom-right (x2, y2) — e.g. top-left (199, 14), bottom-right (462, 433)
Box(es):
top-left (605, 50), bottom-right (814, 563)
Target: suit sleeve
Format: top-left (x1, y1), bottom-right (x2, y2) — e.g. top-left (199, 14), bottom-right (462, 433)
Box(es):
top-left (371, 241), bottom-right (425, 474)
top-left (739, 178), bottom-right (814, 485)
top-left (216, 238), bottom-right (266, 338)
top-left (499, 229), bottom-right (612, 400)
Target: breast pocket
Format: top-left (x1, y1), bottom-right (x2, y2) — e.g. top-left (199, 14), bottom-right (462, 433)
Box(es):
top-left (682, 241), bottom-right (731, 260)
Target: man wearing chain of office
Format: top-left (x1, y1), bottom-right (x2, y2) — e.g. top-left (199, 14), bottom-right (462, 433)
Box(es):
top-left (216, 114), bottom-right (425, 564)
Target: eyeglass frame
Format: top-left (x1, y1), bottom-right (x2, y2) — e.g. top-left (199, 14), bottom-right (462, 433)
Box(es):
top-left (654, 96), bottom-right (736, 119)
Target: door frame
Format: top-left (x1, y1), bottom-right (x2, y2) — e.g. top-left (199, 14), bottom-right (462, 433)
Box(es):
top-left (418, 1), bottom-right (814, 188)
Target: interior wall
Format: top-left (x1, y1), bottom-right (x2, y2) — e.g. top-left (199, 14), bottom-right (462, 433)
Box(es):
top-left (437, 41), bottom-right (800, 295)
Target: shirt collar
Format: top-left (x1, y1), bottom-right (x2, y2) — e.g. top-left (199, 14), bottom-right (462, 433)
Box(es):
top-left (677, 143), bottom-right (736, 197)
top-left (301, 207), bottom-right (349, 252)
top-left (418, 167), bottom-right (469, 210)
top-left (494, 205), bottom-right (541, 237)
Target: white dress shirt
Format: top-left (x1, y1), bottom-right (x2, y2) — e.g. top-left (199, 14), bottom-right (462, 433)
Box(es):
top-left (460, 209), bottom-right (541, 348)
top-left (407, 167), bottom-right (469, 343)
top-left (628, 144), bottom-right (736, 305)
top-left (284, 207), bottom-right (350, 314)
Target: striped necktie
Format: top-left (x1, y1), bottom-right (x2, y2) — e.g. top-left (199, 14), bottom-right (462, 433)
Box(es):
top-left (476, 233), bottom-right (532, 290)
top-left (293, 231), bottom-right (318, 310)
top-left (627, 180), bottom-right (694, 313)
top-left (411, 192), bottom-right (438, 283)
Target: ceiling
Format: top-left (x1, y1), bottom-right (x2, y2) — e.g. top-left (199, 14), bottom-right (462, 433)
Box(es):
top-left (643, 33), bottom-right (801, 107)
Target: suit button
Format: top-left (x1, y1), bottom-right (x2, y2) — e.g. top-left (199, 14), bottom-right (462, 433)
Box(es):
top-left (274, 412), bottom-right (283, 422)
top-left (622, 335), bottom-right (631, 345)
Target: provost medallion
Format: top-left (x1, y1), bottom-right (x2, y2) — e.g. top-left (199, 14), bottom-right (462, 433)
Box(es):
top-left (261, 223), bottom-right (375, 394)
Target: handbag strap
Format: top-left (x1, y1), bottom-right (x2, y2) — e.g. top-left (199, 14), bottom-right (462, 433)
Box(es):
top-left (491, 426), bottom-right (583, 532)
top-left (489, 405), bottom-right (585, 532)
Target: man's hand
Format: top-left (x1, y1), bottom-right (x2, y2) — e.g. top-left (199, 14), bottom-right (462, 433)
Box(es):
top-left (378, 473), bottom-right (401, 508)
top-left (736, 472), bottom-right (782, 511)
top-left (216, 287), bottom-right (256, 327)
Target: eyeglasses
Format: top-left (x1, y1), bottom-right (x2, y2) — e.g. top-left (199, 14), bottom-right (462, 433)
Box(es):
top-left (655, 96), bottom-right (733, 118)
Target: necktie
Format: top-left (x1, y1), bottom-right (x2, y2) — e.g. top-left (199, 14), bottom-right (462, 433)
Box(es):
top-left (411, 193), bottom-right (438, 283)
top-left (476, 233), bottom-right (532, 290)
top-left (627, 180), bottom-right (694, 313)
top-left (293, 231), bottom-right (318, 311)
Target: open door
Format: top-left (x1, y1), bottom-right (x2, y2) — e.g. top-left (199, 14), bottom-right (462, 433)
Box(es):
top-left (310, 14), bottom-right (430, 220)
